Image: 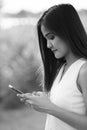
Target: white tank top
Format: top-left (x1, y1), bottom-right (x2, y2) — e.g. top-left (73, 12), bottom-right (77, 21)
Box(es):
top-left (45, 58), bottom-right (87, 130)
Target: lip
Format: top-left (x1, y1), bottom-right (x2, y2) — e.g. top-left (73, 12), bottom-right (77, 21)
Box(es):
top-left (52, 49), bottom-right (57, 52)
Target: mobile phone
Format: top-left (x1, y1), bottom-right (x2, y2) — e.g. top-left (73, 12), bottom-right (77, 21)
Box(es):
top-left (8, 85), bottom-right (24, 94)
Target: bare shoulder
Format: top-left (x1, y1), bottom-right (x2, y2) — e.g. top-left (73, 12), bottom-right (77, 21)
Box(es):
top-left (78, 62), bottom-right (87, 92)
top-left (77, 62), bottom-right (87, 109)
top-left (79, 62), bottom-right (87, 79)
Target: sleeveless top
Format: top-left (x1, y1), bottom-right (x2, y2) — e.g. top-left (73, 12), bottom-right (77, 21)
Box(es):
top-left (45, 58), bottom-right (87, 130)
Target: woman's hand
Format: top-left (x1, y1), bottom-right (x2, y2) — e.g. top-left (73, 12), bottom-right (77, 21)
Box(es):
top-left (17, 91), bottom-right (53, 113)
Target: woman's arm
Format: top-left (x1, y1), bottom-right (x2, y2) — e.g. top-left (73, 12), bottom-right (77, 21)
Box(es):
top-left (48, 102), bottom-right (87, 130)
top-left (18, 91), bottom-right (87, 130)
top-left (17, 63), bottom-right (87, 130)
top-left (47, 63), bottom-right (87, 130)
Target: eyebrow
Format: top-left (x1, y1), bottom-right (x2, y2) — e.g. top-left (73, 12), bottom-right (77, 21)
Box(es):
top-left (45, 32), bottom-right (54, 37)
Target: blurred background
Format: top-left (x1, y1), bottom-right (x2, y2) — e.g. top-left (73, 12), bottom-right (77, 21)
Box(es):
top-left (0, 0), bottom-right (87, 130)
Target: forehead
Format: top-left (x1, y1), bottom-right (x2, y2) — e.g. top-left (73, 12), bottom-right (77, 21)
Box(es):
top-left (41, 25), bottom-right (51, 36)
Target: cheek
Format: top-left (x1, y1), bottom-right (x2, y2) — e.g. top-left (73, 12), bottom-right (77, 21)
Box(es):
top-left (56, 42), bottom-right (67, 52)
top-left (62, 45), bottom-right (68, 54)
top-left (54, 43), bottom-right (69, 58)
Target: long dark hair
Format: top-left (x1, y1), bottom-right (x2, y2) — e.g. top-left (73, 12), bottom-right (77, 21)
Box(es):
top-left (37, 4), bottom-right (87, 92)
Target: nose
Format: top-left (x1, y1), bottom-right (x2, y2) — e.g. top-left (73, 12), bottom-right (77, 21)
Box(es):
top-left (47, 40), bottom-right (52, 49)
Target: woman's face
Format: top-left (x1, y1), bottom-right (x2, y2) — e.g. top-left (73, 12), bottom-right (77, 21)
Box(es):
top-left (41, 25), bottom-right (70, 59)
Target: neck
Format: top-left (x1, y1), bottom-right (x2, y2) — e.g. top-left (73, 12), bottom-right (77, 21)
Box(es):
top-left (65, 53), bottom-right (81, 67)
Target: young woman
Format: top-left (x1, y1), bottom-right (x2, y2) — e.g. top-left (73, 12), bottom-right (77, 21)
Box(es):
top-left (18, 4), bottom-right (87, 130)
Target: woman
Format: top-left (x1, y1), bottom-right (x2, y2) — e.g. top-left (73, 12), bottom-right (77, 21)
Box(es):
top-left (17, 4), bottom-right (87, 130)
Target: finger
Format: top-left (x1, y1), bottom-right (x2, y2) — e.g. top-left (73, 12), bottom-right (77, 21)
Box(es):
top-left (20, 98), bottom-right (24, 102)
top-left (32, 91), bottom-right (43, 96)
top-left (17, 93), bottom-right (32, 99)
top-left (17, 94), bottom-right (21, 97)
top-left (25, 93), bottom-right (32, 96)
top-left (26, 100), bottom-right (33, 105)
top-left (17, 94), bottom-right (25, 98)
top-left (25, 101), bottom-right (32, 108)
top-left (32, 91), bottom-right (37, 95)
top-left (18, 93), bottom-right (36, 101)
top-left (37, 91), bottom-right (43, 96)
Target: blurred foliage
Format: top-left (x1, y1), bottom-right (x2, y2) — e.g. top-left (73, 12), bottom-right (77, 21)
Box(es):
top-left (79, 10), bottom-right (87, 32)
top-left (0, 15), bottom-right (44, 109)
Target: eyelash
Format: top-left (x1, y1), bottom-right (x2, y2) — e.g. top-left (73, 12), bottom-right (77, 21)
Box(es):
top-left (48, 35), bottom-right (55, 40)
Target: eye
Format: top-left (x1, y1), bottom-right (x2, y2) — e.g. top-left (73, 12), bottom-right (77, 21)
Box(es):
top-left (48, 35), bottom-right (55, 40)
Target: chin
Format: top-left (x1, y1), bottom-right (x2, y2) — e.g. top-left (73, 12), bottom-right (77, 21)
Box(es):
top-left (54, 54), bottom-right (63, 59)
top-left (53, 51), bottom-right (64, 59)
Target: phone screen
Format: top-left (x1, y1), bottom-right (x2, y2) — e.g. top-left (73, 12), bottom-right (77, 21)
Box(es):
top-left (8, 85), bottom-right (24, 94)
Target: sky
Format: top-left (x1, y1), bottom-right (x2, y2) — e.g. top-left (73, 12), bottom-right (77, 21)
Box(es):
top-left (1, 0), bottom-right (87, 14)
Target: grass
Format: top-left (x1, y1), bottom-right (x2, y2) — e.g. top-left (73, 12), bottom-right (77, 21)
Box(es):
top-left (0, 106), bottom-right (46, 130)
